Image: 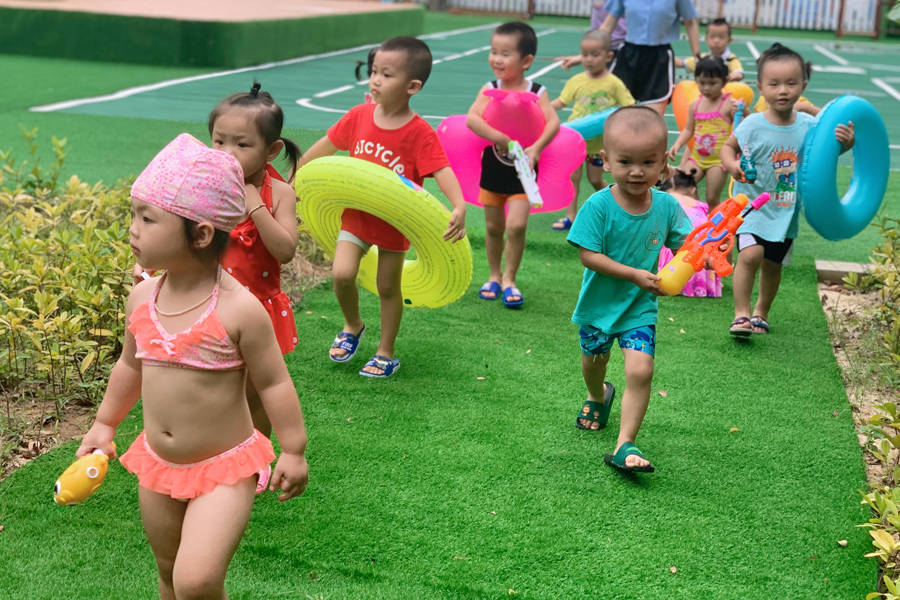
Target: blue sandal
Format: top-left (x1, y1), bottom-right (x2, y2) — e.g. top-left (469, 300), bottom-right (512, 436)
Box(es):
top-left (604, 441), bottom-right (655, 473)
top-left (329, 325), bottom-right (365, 363)
top-left (479, 281), bottom-right (501, 300)
top-left (750, 315), bottom-right (770, 334)
top-left (359, 355), bottom-right (400, 378)
top-left (501, 286), bottom-right (524, 308)
top-left (551, 217), bottom-right (572, 231)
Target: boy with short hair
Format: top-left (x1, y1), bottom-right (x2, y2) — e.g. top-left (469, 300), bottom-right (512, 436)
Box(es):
top-left (567, 106), bottom-right (691, 474)
top-left (550, 29), bottom-right (634, 231)
top-left (678, 18), bottom-right (744, 81)
top-left (300, 36), bottom-right (467, 377)
top-left (466, 21), bottom-right (560, 308)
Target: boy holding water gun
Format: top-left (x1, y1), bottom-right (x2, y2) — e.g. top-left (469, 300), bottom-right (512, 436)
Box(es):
top-left (721, 43), bottom-right (853, 337)
top-left (466, 21), bottom-right (560, 308)
top-left (567, 106), bottom-right (691, 474)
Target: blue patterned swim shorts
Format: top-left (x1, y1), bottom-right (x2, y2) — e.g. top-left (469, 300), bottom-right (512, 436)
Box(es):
top-left (579, 324), bottom-right (656, 357)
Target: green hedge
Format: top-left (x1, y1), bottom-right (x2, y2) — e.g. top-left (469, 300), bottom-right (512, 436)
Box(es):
top-left (0, 6), bottom-right (424, 68)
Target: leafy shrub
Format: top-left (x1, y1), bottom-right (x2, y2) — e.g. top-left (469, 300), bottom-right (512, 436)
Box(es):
top-left (0, 131), bottom-right (132, 420)
top-left (848, 216), bottom-right (900, 599)
top-left (845, 216), bottom-right (900, 387)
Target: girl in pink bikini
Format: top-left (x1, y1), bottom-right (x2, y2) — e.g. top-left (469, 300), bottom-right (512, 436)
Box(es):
top-left (666, 55), bottom-right (747, 211)
top-left (77, 134), bottom-right (308, 599)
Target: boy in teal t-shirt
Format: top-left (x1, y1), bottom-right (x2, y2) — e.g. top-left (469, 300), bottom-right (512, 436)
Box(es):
top-left (567, 106), bottom-right (690, 474)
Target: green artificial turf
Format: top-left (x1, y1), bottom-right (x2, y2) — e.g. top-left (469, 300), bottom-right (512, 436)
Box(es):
top-left (0, 10), bottom-right (892, 598)
top-left (0, 209), bottom-right (876, 598)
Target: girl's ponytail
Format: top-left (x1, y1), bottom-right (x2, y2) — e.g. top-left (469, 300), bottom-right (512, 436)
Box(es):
top-left (280, 137), bottom-right (302, 182)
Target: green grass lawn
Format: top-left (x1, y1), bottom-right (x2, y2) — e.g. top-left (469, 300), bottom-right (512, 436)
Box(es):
top-left (0, 10), bottom-right (892, 599)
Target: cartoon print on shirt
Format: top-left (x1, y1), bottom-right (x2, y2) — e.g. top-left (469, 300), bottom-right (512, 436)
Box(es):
top-left (575, 90), bottom-right (611, 113)
top-left (769, 146), bottom-right (799, 208)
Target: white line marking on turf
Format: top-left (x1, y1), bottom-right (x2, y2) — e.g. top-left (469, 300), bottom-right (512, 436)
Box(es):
top-left (314, 85), bottom-right (354, 98)
top-left (528, 60), bottom-right (563, 80)
top-left (295, 98), bottom-right (347, 114)
top-left (814, 44), bottom-right (849, 65)
top-left (860, 63), bottom-right (900, 73)
top-left (29, 23), bottom-right (500, 113)
top-left (746, 41), bottom-right (760, 59)
top-left (811, 65), bottom-right (865, 75)
top-left (296, 96), bottom-right (448, 121)
top-left (808, 87), bottom-right (885, 98)
top-left (872, 78), bottom-right (900, 102)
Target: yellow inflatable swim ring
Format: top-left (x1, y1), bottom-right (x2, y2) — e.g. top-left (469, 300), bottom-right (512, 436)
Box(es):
top-left (295, 156), bottom-right (473, 309)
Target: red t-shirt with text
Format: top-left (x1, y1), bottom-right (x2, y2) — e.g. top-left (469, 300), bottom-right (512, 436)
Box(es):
top-left (327, 103), bottom-right (449, 251)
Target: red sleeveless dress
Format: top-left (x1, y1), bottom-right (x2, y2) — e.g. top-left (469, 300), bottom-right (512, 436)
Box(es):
top-left (221, 164), bottom-right (297, 354)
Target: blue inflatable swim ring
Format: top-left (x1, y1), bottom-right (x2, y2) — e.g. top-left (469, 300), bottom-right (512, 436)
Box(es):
top-left (562, 106), bottom-right (617, 141)
top-left (798, 95), bottom-right (888, 241)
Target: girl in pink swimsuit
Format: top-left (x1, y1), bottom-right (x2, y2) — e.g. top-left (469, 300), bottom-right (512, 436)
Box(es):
top-left (666, 55), bottom-right (746, 211)
top-left (76, 134), bottom-right (309, 600)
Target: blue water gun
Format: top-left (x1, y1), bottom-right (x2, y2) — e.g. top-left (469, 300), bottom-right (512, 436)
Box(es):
top-left (732, 100), bottom-right (757, 183)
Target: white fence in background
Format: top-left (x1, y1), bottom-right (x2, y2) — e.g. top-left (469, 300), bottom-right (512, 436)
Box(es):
top-left (440, 0), bottom-right (881, 35)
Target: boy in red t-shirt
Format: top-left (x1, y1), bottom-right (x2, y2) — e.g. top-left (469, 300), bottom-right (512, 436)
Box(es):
top-left (300, 36), bottom-right (467, 378)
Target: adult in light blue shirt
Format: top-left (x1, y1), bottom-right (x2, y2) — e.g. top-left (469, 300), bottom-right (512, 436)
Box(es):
top-left (600, 0), bottom-right (700, 115)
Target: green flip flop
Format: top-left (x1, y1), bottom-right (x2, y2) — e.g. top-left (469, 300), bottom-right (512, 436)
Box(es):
top-left (604, 441), bottom-right (655, 473)
top-left (575, 382), bottom-right (615, 430)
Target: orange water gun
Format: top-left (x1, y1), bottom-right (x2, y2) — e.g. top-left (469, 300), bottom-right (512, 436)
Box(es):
top-left (658, 192), bottom-right (770, 296)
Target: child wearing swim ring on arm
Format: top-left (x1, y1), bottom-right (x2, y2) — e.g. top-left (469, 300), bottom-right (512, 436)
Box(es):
top-left (467, 21), bottom-right (560, 308)
top-left (208, 83), bottom-right (301, 446)
top-left (550, 29), bottom-right (634, 232)
top-left (77, 133), bottom-right (309, 598)
top-left (567, 106), bottom-right (691, 474)
top-left (299, 36), bottom-right (466, 378)
top-left (721, 43), bottom-right (853, 337)
top-left (667, 55), bottom-right (747, 211)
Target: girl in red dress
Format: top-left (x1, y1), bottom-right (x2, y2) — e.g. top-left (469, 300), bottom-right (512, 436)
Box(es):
top-left (208, 84), bottom-right (302, 452)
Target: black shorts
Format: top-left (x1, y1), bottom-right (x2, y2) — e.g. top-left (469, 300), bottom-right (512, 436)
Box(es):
top-left (611, 42), bottom-right (674, 104)
top-left (479, 145), bottom-right (538, 195)
top-left (737, 233), bottom-right (794, 265)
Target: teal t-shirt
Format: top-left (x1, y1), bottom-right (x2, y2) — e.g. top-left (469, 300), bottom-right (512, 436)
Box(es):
top-left (733, 111), bottom-right (816, 242)
top-left (567, 186), bottom-right (691, 333)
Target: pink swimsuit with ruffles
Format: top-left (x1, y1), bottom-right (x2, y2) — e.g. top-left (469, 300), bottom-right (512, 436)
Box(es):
top-left (119, 272), bottom-right (274, 499)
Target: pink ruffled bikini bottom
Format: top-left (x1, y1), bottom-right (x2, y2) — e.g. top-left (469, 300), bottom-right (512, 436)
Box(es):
top-left (120, 430), bottom-right (274, 499)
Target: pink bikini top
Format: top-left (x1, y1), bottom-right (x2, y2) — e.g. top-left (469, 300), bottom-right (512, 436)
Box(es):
top-left (129, 272), bottom-right (245, 371)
